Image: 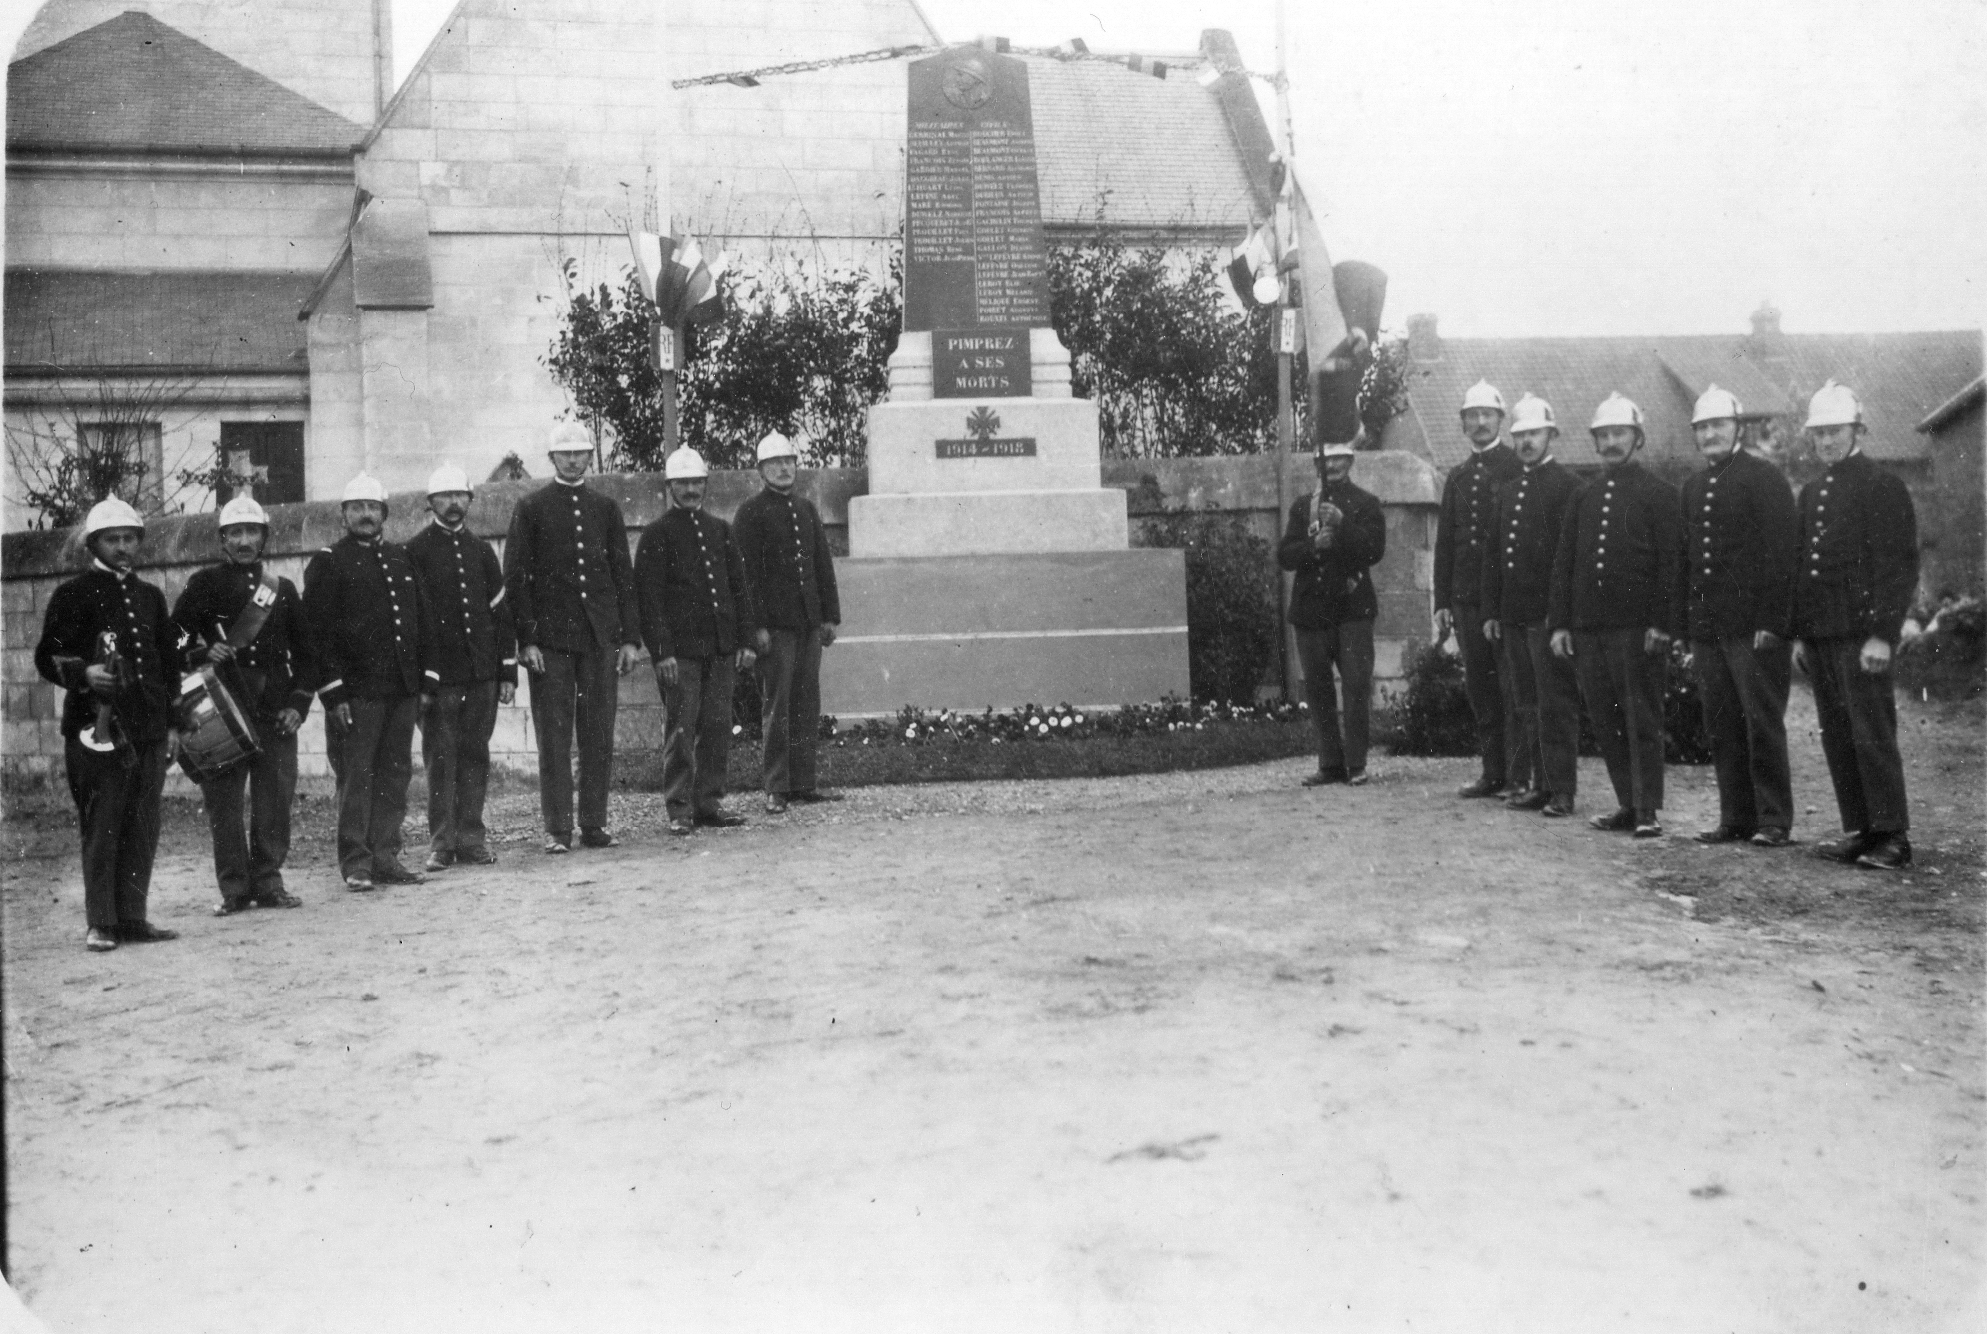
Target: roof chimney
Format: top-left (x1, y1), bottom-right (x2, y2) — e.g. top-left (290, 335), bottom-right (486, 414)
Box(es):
top-left (1407, 312), bottom-right (1441, 363)
top-left (1747, 300), bottom-right (1786, 363)
top-left (1199, 30), bottom-right (1246, 73)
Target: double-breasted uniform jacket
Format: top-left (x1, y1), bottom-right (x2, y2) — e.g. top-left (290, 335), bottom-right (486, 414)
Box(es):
top-left (303, 534), bottom-right (438, 709)
top-left (1680, 448), bottom-right (1799, 643)
top-left (503, 479), bottom-right (640, 654)
top-left (1276, 477), bottom-right (1386, 627)
top-left (732, 488), bottom-right (841, 630)
top-left (1790, 451), bottom-right (1919, 645)
top-left (1433, 442), bottom-right (1523, 610)
top-left (171, 562), bottom-right (317, 725)
top-left (35, 564), bottom-right (182, 743)
top-left (1548, 460), bottom-right (1684, 635)
top-left (405, 520), bottom-right (518, 687)
top-left (635, 507), bottom-right (758, 662)
top-left (1479, 457), bottom-right (1581, 627)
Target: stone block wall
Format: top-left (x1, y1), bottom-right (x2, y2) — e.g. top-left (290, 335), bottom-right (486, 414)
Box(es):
top-left (3, 166), bottom-right (354, 273)
top-left (1, 453), bottom-right (1439, 791)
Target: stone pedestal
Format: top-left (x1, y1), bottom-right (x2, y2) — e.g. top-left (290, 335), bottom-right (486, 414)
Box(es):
top-left (829, 329), bottom-right (1190, 715)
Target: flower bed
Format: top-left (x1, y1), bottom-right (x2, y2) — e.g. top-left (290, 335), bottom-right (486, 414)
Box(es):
top-left (619, 698), bottom-right (1316, 791)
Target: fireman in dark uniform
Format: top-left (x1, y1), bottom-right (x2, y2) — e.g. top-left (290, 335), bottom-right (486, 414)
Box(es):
top-left (1479, 394), bottom-right (1583, 816)
top-left (1548, 393), bottom-right (1684, 838)
top-left (635, 449), bottom-right (758, 836)
top-left (733, 431), bottom-right (842, 813)
top-left (304, 473), bottom-right (438, 891)
top-left (1792, 380), bottom-right (1919, 870)
top-left (171, 494), bottom-right (317, 915)
top-left (1434, 379), bottom-right (1524, 797)
top-left (35, 497), bottom-right (183, 951)
top-left (406, 463), bottom-right (517, 870)
top-left (503, 423), bottom-right (642, 853)
top-left (1680, 385), bottom-right (1800, 848)
top-left (1277, 434), bottom-right (1386, 785)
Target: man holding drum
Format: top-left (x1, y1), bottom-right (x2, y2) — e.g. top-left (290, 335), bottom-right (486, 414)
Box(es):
top-left (172, 495), bottom-right (319, 915)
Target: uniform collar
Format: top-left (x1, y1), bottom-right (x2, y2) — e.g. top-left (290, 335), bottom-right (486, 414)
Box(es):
top-left (1523, 454), bottom-right (1555, 473)
top-left (429, 515), bottom-right (467, 534)
top-left (341, 531), bottom-right (381, 548)
top-left (91, 558), bottom-right (131, 582)
top-left (1470, 439), bottom-right (1510, 459)
top-left (555, 476), bottom-right (587, 490)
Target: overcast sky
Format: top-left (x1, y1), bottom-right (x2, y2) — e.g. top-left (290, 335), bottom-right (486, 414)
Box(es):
top-left (7, 0), bottom-right (1979, 340)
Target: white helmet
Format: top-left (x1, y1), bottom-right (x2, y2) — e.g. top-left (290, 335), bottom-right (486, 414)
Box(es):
top-left (547, 422), bottom-right (594, 454)
top-left (1508, 393), bottom-right (1557, 435)
top-left (1691, 384), bottom-right (1744, 425)
top-left (1589, 393), bottom-right (1645, 433)
top-left (218, 495), bottom-right (269, 528)
top-left (1316, 428), bottom-right (1362, 458)
top-left (1461, 380), bottom-right (1506, 414)
top-left (663, 448), bottom-right (710, 480)
top-left (1804, 379), bottom-right (1864, 430)
top-left (83, 496), bottom-right (144, 538)
top-left (341, 473), bottom-right (389, 504)
top-left (426, 462), bottom-right (472, 496)
top-left (756, 431), bottom-right (799, 464)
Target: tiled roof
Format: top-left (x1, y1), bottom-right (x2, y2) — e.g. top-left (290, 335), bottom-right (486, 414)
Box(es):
top-left (6, 11), bottom-right (361, 156)
top-left (4, 270), bottom-right (315, 374)
top-left (1385, 330), bottom-right (1982, 471)
top-left (1028, 56), bottom-right (1261, 237)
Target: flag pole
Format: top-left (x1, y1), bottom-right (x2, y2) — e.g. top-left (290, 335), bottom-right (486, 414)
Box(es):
top-left (1273, 0), bottom-right (1300, 702)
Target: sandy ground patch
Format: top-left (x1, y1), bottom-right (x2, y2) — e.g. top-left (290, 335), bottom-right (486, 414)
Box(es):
top-left (5, 692), bottom-right (1982, 1332)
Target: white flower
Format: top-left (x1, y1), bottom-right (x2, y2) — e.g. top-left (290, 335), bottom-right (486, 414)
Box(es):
top-left (1074, 714), bottom-right (1085, 724)
top-left (905, 726), bottom-right (917, 738)
top-left (731, 724), bottom-right (742, 735)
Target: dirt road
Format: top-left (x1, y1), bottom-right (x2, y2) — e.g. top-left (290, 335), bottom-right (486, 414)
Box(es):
top-left (5, 694), bottom-right (1982, 1332)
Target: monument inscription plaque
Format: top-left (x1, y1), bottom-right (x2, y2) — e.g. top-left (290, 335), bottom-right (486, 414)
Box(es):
top-left (932, 326), bottom-right (1031, 397)
top-left (904, 47), bottom-right (1050, 332)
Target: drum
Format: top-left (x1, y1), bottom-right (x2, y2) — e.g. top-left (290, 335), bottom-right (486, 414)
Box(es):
top-left (174, 664), bottom-right (260, 783)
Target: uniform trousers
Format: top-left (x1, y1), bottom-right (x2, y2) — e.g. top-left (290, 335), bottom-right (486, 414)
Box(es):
top-left (201, 729), bottom-right (297, 905)
top-left (65, 736), bottom-right (169, 930)
top-left (328, 695), bottom-right (418, 879)
top-left (662, 655), bottom-right (735, 819)
top-left (1295, 620), bottom-right (1373, 775)
top-left (531, 647), bottom-right (618, 837)
top-left (1573, 628), bottom-right (1666, 813)
top-left (759, 628), bottom-right (823, 796)
top-left (1807, 637), bottom-right (1909, 835)
top-left (422, 680), bottom-right (500, 855)
top-left (1454, 601), bottom-right (1511, 785)
top-left (1502, 622), bottom-right (1581, 800)
top-left (1691, 636), bottom-right (1794, 832)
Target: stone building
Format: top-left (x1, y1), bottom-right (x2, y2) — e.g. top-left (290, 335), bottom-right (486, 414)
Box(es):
top-left (6, 0), bottom-right (1275, 516)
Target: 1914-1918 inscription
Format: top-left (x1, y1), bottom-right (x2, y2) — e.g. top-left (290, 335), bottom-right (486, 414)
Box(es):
top-left (933, 326), bottom-right (1031, 398)
top-left (903, 47), bottom-right (1050, 331)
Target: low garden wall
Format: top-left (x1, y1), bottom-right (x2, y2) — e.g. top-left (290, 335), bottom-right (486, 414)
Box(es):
top-left (1, 453), bottom-right (1438, 788)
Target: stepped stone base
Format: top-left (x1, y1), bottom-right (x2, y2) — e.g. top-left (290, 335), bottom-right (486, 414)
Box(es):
top-left (821, 549), bottom-right (1190, 717)
top-left (847, 488), bottom-right (1128, 557)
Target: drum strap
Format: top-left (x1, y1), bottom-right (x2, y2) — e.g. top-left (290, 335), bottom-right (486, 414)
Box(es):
top-left (225, 571), bottom-right (282, 650)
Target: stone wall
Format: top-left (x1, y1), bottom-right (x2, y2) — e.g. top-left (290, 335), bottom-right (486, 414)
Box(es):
top-left (0, 453), bottom-right (1439, 790)
top-left (2, 164), bottom-right (355, 272)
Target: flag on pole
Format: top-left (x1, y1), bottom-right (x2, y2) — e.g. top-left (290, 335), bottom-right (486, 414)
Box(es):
top-left (627, 225), bottom-right (726, 327)
top-left (1285, 161), bottom-right (1349, 370)
top-left (1226, 219), bottom-right (1280, 308)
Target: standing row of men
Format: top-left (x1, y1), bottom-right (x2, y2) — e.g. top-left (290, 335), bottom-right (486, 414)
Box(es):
top-left (1428, 377), bottom-right (1918, 868)
top-left (36, 425), bottom-right (841, 950)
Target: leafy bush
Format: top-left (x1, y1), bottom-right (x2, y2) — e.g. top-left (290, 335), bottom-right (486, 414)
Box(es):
top-left (1134, 509), bottom-right (1278, 703)
top-left (542, 257), bottom-right (898, 470)
top-left (1049, 220), bottom-right (1286, 457)
top-left (1383, 639), bottom-right (1476, 756)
